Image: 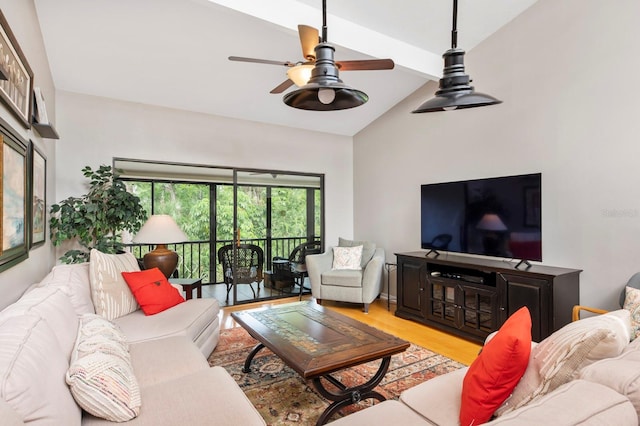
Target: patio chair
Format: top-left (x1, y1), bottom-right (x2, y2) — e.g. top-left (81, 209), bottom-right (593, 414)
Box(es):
top-left (217, 244), bottom-right (264, 302)
top-left (272, 240), bottom-right (322, 299)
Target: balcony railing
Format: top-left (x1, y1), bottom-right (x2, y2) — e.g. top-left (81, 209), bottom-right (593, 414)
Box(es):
top-left (126, 236), bottom-right (316, 284)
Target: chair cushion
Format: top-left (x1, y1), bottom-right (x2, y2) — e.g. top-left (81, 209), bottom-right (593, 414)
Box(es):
top-left (89, 249), bottom-right (140, 320)
top-left (332, 245), bottom-right (363, 270)
top-left (66, 314), bottom-right (141, 422)
top-left (339, 237), bottom-right (376, 269)
top-left (321, 269), bottom-right (364, 288)
top-left (122, 268), bottom-right (185, 315)
top-left (0, 313), bottom-right (81, 425)
top-left (460, 307), bottom-right (531, 425)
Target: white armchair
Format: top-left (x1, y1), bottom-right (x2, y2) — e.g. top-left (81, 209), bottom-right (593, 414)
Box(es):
top-left (306, 238), bottom-right (384, 313)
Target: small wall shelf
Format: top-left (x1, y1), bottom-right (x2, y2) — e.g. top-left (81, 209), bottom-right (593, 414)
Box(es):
top-left (32, 122), bottom-right (59, 139)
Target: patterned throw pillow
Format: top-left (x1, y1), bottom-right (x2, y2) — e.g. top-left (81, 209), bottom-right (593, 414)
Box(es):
top-left (332, 245), bottom-right (363, 270)
top-left (495, 309), bottom-right (631, 417)
top-left (89, 249), bottom-right (140, 320)
top-left (338, 237), bottom-right (376, 268)
top-left (623, 286), bottom-right (640, 340)
top-left (66, 314), bottom-right (141, 422)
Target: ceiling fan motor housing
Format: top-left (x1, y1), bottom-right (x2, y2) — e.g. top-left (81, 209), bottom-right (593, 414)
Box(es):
top-left (308, 43), bottom-right (341, 84)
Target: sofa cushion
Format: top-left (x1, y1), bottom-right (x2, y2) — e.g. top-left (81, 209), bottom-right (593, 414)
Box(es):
top-left (122, 268), bottom-right (185, 315)
top-left (460, 307), bottom-right (531, 426)
top-left (400, 367), bottom-right (467, 425)
top-left (81, 367), bottom-right (266, 426)
top-left (113, 298), bottom-right (219, 347)
top-left (321, 269), bottom-right (364, 288)
top-left (128, 336), bottom-right (209, 387)
top-left (1, 285), bottom-right (79, 358)
top-left (66, 314), bottom-right (141, 422)
top-left (89, 249), bottom-right (140, 320)
top-left (326, 400), bottom-right (428, 426)
top-left (623, 285), bottom-right (640, 340)
top-left (495, 308), bottom-right (631, 416)
top-left (38, 262), bottom-right (95, 314)
top-left (0, 313), bottom-right (81, 425)
top-left (489, 380), bottom-right (637, 425)
top-left (339, 237), bottom-right (376, 269)
top-left (580, 340), bottom-right (640, 417)
top-left (332, 245), bottom-right (363, 270)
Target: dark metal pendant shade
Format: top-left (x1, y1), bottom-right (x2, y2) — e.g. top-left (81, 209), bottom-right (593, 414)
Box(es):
top-left (412, 0), bottom-right (501, 113)
top-left (412, 48), bottom-right (501, 113)
top-left (283, 43), bottom-right (368, 111)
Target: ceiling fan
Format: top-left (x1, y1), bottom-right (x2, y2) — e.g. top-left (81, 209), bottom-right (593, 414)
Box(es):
top-left (228, 1), bottom-right (395, 95)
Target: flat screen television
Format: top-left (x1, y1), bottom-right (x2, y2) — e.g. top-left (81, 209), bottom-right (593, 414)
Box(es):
top-left (421, 173), bottom-right (542, 261)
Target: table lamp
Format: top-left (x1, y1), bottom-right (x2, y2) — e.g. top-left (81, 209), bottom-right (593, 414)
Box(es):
top-left (476, 213), bottom-right (508, 256)
top-left (132, 215), bottom-right (188, 278)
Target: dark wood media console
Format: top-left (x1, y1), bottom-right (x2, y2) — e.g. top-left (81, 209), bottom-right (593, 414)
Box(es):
top-left (395, 252), bottom-right (581, 343)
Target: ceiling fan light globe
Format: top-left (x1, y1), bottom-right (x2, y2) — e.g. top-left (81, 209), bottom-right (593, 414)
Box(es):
top-left (287, 64), bottom-right (314, 87)
top-left (318, 88), bottom-right (336, 104)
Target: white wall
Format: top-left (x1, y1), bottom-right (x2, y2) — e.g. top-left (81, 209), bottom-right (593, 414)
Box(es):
top-left (354, 0), bottom-right (640, 309)
top-left (0, 1), bottom-right (57, 308)
top-left (55, 90), bottom-right (354, 252)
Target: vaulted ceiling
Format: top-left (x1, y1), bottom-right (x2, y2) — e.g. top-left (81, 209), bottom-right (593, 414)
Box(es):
top-left (34, 0), bottom-right (537, 136)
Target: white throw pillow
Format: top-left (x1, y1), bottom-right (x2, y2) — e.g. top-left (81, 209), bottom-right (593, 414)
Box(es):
top-left (495, 309), bottom-right (631, 416)
top-left (332, 245), bottom-right (363, 270)
top-left (66, 314), bottom-right (141, 422)
top-left (338, 237), bottom-right (376, 268)
top-left (89, 249), bottom-right (140, 320)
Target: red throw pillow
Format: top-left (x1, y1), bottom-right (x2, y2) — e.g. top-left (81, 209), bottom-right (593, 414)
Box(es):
top-left (121, 268), bottom-right (185, 315)
top-left (459, 307), bottom-right (532, 426)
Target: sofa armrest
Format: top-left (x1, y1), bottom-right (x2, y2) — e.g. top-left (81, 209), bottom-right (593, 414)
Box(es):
top-left (306, 251), bottom-right (333, 297)
top-left (361, 248), bottom-right (385, 304)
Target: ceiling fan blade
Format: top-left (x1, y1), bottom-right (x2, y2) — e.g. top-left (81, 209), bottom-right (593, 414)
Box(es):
top-left (336, 59), bottom-right (395, 71)
top-left (270, 79), bottom-right (295, 94)
top-left (228, 56), bottom-right (294, 67)
top-left (298, 25), bottom-right (319, 60)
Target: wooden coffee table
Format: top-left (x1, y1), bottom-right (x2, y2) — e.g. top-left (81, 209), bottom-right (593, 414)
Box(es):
top-left (231, 301), bottom-right (410, 425)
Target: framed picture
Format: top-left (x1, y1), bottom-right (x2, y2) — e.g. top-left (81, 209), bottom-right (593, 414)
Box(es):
top-left (0, 120), bottom-right (28, 271)
top-left (30, 142), bottom-right (45, 247)
top-left (524, 186), bottom-right (541, 227)
top-left (0, 10), bottom-right (33, 128)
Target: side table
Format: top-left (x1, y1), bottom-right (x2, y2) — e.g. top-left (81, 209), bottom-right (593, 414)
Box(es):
top-left (169, 277), bottom-right (203, 300)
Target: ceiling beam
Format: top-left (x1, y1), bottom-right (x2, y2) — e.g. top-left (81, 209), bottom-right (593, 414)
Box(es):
top-left (204, 0), bottom-right (442, 80)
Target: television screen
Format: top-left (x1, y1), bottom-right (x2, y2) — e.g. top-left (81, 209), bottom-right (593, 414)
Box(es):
top-left (421, 173), bottom-right (541, 261)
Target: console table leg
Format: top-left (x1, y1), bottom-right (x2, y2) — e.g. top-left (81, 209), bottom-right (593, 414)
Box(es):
top-left (242, 342), bottom-right (265, 373)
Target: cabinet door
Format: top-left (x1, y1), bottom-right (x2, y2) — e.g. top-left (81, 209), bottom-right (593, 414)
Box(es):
top-left (500, 273), bottom-right (550, 342)
top-left (426, 278), bottom-right (458, 327)
top-left (457, 283), bottom-right (501, 339)
top-left (397, 257), bottom-right (426, 319)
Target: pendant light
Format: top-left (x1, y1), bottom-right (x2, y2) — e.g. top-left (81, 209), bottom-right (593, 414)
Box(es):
top-left (412, 0), bottom-right (501, 113)
top-left (283, 0), bottom-right (368, 111)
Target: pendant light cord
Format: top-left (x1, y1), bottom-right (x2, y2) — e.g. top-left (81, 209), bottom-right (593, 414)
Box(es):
top-left (451, 0), bottom-right (458, 49)
top-left (322, 0), bottom-right (328, 43)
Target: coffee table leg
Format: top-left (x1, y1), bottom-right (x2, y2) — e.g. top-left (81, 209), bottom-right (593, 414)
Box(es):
top-left (312, 356), bottom-right (391, 425)
top-left (242, 342), bottom-right (266, 373)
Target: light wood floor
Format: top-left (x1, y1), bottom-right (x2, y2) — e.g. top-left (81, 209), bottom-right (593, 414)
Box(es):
top-left (219, 296), bottom-right (482, 366)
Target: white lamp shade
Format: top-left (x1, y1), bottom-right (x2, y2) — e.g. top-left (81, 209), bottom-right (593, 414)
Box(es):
top-left (286, 64), bottom-right (314, 87)
top-left (476, 213), bottom-right (508, 231)
top-left (132, 215), bottom-right (187, 244)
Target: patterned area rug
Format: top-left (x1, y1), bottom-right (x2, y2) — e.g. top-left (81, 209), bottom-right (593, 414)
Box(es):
top-left (208, 326), bottom-right (465, 425)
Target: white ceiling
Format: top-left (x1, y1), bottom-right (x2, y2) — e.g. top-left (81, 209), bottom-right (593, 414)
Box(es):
top-left (33, 0), bottom-right (537, 136)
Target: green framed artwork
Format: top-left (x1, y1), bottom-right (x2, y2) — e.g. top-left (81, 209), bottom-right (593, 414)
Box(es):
top-left (30, 142), bottom-right (45, 247)
top-left (0, 119), bottom-right (28, 271)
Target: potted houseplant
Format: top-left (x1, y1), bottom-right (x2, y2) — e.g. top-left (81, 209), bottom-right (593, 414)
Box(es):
top-left (50, 165), bottom-right (147, 263)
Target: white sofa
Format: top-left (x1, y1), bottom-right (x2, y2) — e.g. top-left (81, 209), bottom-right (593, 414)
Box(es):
top-left (0, 262), bottom-right (266, 425)
top-left (330, 309), bottom-right (640, 426)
